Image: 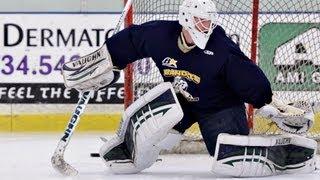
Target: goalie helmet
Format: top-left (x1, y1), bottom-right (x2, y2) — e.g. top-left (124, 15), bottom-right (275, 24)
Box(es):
top-left (178, 0), bottom-right (218, 49)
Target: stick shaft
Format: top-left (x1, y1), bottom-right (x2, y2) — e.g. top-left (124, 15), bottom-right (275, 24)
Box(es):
top-left (60, 91), bottom-right (91, 145)
top-left (52, 0), bottom-right (135, 175)
top-left (56, 0), bottom-right (133, 147)
top-left (58, 0), bottom-right (134, 147)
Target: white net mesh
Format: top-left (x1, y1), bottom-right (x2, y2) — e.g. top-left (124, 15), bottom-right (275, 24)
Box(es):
top-left (127, 0), bottom-right (320, 153)
top-left (252, 0), bottom-right (320, 138)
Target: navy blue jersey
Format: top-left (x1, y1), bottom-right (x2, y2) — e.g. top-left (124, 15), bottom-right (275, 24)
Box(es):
top-left (106, 20), bottom-right (272, 112)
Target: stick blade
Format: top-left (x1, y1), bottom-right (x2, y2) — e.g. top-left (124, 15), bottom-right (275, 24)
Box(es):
top-left (51, 154), bottom-right (78, 176)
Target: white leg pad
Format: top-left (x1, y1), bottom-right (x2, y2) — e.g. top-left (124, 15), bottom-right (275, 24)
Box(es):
top-left (156, 129), bottom-right (183, 150)
top-left (99, 82), bottom-right (184, 174)
top-left (211, 133), bottom-right (317, 177)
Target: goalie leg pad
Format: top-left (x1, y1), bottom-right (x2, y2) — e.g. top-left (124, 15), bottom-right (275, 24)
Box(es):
top-left (99, 135), bottom-right (138, 174)
top-left (211, 133), bottom-right (317, 177)
top-left (156, 129), bottom-right (183, 150)
top-left (99, 82), bottom-right (184, 174)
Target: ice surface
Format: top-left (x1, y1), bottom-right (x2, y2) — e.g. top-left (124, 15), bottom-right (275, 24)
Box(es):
top-left (0, 133), bottom-right (319, 180)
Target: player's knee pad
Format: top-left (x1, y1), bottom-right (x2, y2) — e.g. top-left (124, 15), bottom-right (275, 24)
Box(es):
top-left (211, 133), bottom-right (317, 177)
top-left (99, 82), bottom-right (183, 174)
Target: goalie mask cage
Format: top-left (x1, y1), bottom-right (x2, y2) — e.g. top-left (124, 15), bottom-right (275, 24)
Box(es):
top-left (123, 0), bottom-right (320, 153)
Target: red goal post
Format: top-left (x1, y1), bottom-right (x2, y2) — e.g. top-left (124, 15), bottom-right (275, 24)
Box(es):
top-left (123, 0), bottom-right (320, 141)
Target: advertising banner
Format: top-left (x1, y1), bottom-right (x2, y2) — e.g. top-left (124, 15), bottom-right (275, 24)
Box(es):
top-left (0, 14), bottom-right (124, 104)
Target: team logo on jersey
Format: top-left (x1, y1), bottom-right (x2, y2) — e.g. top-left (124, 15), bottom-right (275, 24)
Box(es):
top-left (162, 57), bottom-right (178, 68)
top-left (204, 50), bottom-right (214, 56)
top-left (163, 69), bottom-right (201, 84)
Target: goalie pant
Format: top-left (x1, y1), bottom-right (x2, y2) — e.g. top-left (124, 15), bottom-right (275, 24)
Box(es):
top-left (173, 94), bottom-right (250, 156)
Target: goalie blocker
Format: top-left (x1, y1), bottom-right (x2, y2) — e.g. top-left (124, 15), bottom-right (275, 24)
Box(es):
top-left (99, 82), bottom-right (184, 174)
top-left (62, 44), bottom-right (119, 92)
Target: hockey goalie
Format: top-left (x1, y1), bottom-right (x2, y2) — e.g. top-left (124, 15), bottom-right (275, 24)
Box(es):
top-left (61, 0), bottom-right (317, 177)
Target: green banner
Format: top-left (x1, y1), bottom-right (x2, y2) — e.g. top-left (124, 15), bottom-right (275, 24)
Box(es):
top-left (259, 23), bottom-right (320, 91)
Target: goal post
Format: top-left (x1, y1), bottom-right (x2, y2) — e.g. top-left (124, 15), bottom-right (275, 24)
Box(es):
top-left (123, 0), bottom-right (320, 148)
top-left (124, 0), bottom-right (134, 109)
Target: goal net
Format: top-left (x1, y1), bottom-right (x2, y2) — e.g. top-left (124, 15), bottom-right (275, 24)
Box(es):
top-left (123, 0), bottom-right (320, 153)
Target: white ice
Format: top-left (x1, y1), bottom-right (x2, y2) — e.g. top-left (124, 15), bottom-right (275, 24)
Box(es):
top-left (0, 133), bottom-right (319, 180)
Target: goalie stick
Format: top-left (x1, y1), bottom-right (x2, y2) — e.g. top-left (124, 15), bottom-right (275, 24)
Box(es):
top-left (51, 0), bottom-right (134, 176)
top-left (51, 91), bottom-right (91, 176)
